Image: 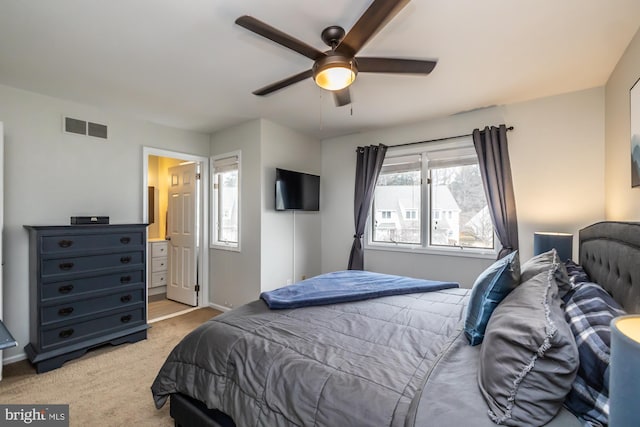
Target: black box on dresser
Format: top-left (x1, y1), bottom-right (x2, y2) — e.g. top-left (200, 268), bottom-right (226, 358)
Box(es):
top-left (23, 224), bottom-right (149, 373)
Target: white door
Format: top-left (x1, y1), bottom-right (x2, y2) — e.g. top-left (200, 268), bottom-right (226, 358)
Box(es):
top-left (166, 163), bottom-right (198, 306)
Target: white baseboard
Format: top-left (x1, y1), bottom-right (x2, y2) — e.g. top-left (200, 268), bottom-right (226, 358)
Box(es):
top-left (149, 307), bottom-right (200, 324)
top-left (209, 303), bottom-right (231, 312)
top-left (3, 351), bottom-right (27, 366)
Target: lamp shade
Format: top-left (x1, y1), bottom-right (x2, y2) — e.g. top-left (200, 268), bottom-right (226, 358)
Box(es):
top-left (312, 54), bottom-right (357, 91)
top-left (533, 232), bottom-right (573, 261)
top-left (610, 315), bottom-right (640, 427)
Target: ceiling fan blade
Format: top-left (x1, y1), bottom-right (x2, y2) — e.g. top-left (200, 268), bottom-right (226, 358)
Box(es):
top-left (333, 88), bottom-right (351, 106)
top-left (253, 69), bottom-right (313, 96)
top-left (336, 0), bottom-right (410, 57)
top-left (357, 57), bottom-right (437, 74)
top-left (235, 15), bottom-right (325, 61)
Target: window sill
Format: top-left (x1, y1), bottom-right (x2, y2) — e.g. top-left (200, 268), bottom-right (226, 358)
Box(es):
top-left (365, 242), bottom-right (497, 260)
top-left (210, 243), bottom-right (240, 252)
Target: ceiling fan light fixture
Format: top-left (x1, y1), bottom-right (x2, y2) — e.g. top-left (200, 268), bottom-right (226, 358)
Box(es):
top-left (313, 55), bottom-right (357, 91)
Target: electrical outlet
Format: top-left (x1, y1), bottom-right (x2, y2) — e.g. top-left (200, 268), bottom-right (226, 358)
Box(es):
top-left (286, 279), bottom-right (292, 285)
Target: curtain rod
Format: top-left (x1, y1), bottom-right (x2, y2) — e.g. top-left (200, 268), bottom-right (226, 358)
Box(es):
top-left (388, 126), bottom-right (514, 149)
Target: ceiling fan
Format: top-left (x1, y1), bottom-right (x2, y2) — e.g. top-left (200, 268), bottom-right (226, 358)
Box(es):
top-left (235, 0), bottom-right (437, 107)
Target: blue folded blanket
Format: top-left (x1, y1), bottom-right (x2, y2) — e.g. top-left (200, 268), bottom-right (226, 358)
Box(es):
top-left (260, 270), bottom-right (459, 309)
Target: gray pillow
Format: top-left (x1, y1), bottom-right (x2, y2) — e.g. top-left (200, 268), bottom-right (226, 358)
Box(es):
top-left (521, 249), bottom-right (571, 298)
top-left (464, 250), bottom-right (520, 346)
top-left (478, 270), bottom-right (579, 426)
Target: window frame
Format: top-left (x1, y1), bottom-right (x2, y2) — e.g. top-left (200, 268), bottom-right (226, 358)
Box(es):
top-left (365, 139), bottom-right (498, 259)
top-left (210, 150), bottom-right (241, 252)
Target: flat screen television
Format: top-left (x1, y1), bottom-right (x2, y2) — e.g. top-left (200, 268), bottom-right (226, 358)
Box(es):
top-left (275, 168), bottom-right (320, 211)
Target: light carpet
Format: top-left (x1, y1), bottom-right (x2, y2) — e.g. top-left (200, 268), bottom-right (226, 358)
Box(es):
top-left (0, 308), bottom-right (220, 426)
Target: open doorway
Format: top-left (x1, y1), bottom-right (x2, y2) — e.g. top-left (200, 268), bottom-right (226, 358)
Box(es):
top-left (142, 147), bottom-right (209, 322)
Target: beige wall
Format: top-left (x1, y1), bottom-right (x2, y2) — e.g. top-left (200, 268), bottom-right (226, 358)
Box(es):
top-left (209, 120), bottom-right (263, 310)
top-left (260, 120), bottom-right (321, 292)
top-left (156, 156), bottom-right (182, 240)
top-left (321, 88), bottom-right (605, 287)
top-left (208, 119), bottom-right (322, 308)
top-left (0, 84), bottom-right (210, 363)
top-left (605, 27), bottom-right (640, 219)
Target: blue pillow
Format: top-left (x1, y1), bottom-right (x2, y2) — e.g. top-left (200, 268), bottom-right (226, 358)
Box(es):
top-left (563, 282), bottom-right (625, 426)
top-left (464, 250), bottom-right (520, 346)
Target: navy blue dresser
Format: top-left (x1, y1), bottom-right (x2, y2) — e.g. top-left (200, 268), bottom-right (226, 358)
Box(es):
top-left (24, 224), bottom-right (148, 373)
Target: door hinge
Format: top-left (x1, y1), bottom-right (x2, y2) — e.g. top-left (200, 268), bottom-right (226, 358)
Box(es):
top-left (195, 173), bottom-right (201, 180)
top-left (195, 284), bottom-right (200, 292)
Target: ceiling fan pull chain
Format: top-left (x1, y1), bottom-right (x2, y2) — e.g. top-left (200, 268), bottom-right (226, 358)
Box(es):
top-left (319, 89), bottom-right (324, 130)
top-left (350, 61), bottom-right (354, 116)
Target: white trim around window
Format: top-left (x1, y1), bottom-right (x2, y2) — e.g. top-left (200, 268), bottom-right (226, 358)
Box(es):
top-left (365, 138), bottom-right (498, 260)
top-left (210, 150), bottom-right (241, 251)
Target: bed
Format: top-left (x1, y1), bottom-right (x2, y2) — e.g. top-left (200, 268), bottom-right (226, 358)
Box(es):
top-left (151, 221), bottom-right (640, 427)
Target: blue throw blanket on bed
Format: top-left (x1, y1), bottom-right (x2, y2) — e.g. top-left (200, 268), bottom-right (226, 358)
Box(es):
top-left (260, 270), bottom-right (459, 309)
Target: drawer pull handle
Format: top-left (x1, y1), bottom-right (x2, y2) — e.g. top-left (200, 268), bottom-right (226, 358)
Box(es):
top-left (120, 237), bottom-right (131, 244)
top-left (120, 256), bottom-right (132, 264)
top-left (58, 239), bottom-right (74, 248)
top-left (58, 284), bottom-right (74, 294)
top-left (120, 294), bottom-right (132, 303)
top-left (58, 307), bottom-right (74, 316)
top-left (120, 276), bottom-right (132, 284)
top-left (120, 314), bottom-right (132, 323)
top-left (59, 329), bottom-right (74, 339)
top-left (59, 262), bottom-right (74, 271)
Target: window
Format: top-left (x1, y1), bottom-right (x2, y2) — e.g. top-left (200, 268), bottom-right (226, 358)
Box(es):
top-left (372, 154), bottom-right (421, 245)
top-left (369, 140), bottom-right (495, 254)
top-left (211, 151), bottom-right (240, 250)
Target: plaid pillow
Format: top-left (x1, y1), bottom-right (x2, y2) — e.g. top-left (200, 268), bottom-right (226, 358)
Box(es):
top-left (565, 259), bottom-right (590, 288)
top-left (563, 282), bottom-right (625, 426)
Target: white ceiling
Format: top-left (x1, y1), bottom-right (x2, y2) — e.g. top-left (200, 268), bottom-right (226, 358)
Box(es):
top-left (0, 0), bottom-right (639, 140)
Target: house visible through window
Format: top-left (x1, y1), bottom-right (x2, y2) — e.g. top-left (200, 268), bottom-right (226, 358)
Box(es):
top-left (369, 140), bottom-right (494, 252)
top-left (211, 152), bottom-right (240, 249)
top-left (405, 209), bottom-right (417, 219)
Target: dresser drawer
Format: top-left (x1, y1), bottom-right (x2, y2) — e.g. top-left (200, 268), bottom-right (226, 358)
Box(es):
top-left (41, 288), bottom-right (144, 325)
top-left (41, 231), bottom-right (144, 254)
top-left (41, 306), bottom-right (145, 349)
top-left (42, 251), bottom-right (144, 277)
top-left (42, 270), bottom-right (145, 301)
top-left (151, 241), bottom-right (168, 257)
top-left (151, 256), bottom-right (168, 273)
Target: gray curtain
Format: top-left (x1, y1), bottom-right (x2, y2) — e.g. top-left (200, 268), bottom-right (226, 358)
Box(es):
top-left (472, 125), bottom-right (519, 259)
top-left (348, 144), bottom-right (388, 270)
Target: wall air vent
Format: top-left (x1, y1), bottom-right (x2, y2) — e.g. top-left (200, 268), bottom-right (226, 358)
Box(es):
top-left (63, 116), bottom-right (108, 140)
top-left (64, 117), bottom-right (86, 135)
top-left (87, 122), bottom-right (108, 139)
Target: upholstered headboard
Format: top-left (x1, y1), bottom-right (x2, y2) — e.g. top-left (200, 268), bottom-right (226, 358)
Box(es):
top-left (579, 221), bottom-right (640, 314)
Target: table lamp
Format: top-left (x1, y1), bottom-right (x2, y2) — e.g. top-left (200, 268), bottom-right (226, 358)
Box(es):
top-left (609, 315), bottom-right (640, 426)
top-left (533, 232), bottom-right (573, 261)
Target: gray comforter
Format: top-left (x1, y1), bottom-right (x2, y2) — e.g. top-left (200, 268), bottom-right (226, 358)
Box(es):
top-left (152, 288), bottom-right (470, 426)
top-left (151, 288), bottom-right (580, 426)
